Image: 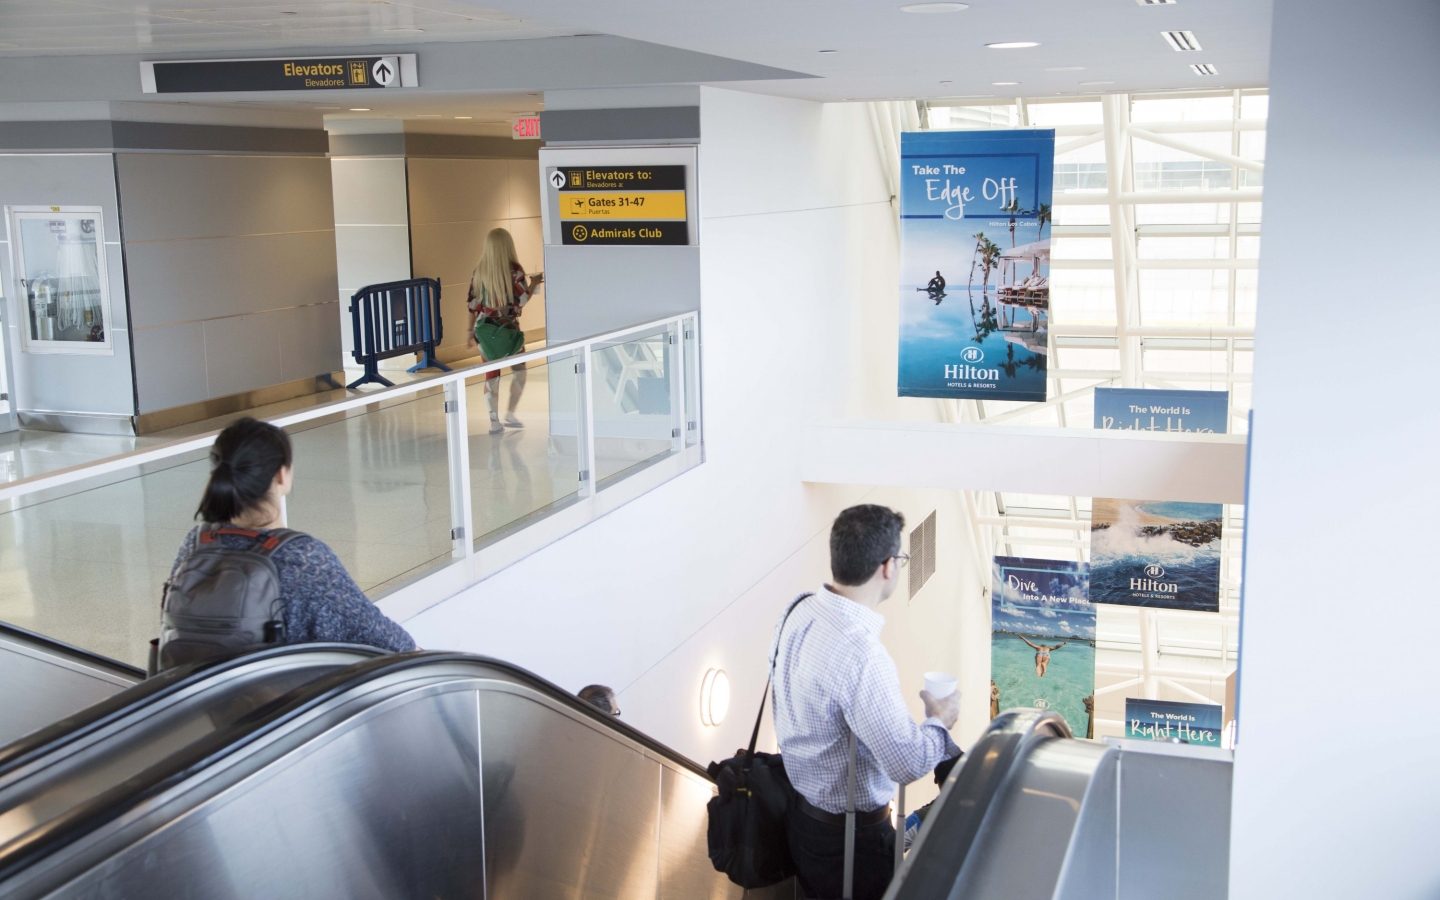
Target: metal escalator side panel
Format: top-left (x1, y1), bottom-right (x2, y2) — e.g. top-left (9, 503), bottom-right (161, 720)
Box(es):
top-left (1050, 745), bottom-right (1120, 900)
top-left (888, 709), bottom-right (1073, 900)
top-left (0, 626), bottom-right (142, 749)
top-left (947, 738), bottom-right (1108, 900)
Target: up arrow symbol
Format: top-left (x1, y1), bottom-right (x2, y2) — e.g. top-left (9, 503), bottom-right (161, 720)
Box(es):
top-left (372, 59), bottom-right (395, 86)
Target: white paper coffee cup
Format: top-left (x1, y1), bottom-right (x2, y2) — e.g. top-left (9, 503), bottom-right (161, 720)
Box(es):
top-left (924, 671), bottom-right (958, 699)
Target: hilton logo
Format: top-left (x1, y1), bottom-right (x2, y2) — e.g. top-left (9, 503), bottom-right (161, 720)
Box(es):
top-left (1145, 565), bottom-right (1165, 578)
top-left (1131, 564), bottom-right (1178, 595)
top-left (961, 347), bottom-right (984, 364)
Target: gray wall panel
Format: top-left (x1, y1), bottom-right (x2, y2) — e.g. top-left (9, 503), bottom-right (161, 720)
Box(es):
top-left (133, 321), bottom-right (207, 413)
top-left (540, 106), bottom-right (701, 143)
top-left (334, 225), bottom-right (412, 292)
top-left (203, 311), bottom-right (282, 398)
top-left (410, 219), bottom-right (498, 289)
top-left (331, 158), bottom-right (409, 226)
top-left (278, 302), bottom-right (342, 383)
top-left (124, 230), bottom-right (339, 327)
top-left (115, 153), bottom-right (335, 241)
top-left (403, 133), bottom-right (541, 160)
top-left (406, 158), bottom-right (511, 225)
top-left (544, 247), bottom-right (699, 342)
top-left (0, 153), bottom-right (135, 415)
top-left (508, 159), bottom-right (542, 219)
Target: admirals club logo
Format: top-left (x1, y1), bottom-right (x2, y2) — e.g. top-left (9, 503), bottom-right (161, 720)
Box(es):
top-left (1131, 564), bottom-right (1179, 595)
top-left (945, 346), bottom-right (999, 381)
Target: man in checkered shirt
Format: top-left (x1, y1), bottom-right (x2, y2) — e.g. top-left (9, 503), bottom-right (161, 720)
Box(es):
top-left (771, 504), bottom-right (961, 900)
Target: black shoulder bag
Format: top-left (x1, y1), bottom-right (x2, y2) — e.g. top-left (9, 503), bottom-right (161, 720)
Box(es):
top-left (705, 593), bottom-right (812, 889)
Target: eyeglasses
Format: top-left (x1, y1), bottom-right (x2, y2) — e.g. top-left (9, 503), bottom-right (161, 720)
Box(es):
top-left (892, 553), bottom-right (910, 569)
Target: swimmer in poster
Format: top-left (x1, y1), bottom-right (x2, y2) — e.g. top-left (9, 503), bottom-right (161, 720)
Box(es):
top-left (991, 556), bottom-right (1095, 737)
top-left (898, 129), bottom-right (1055, 402)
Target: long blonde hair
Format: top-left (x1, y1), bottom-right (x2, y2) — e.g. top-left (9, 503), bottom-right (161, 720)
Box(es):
top-left (470, 228), bottom-right (522, 311)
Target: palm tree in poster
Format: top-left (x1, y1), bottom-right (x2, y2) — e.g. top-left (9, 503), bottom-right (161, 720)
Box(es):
top-left (967, 231), bottom-right (985, 303)
top-left (978, 237), bottom-right (1004, 297)
top-left (1037, 202), bottom-right (1052, 241)
top-left (1002, 198), bottom-right (1021, 247)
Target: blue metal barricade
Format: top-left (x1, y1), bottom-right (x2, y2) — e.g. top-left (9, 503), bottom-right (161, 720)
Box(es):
top-left (347, 277), bottom-right (450, 388)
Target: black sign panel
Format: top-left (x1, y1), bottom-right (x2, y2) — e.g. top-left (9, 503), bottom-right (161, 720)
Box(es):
top-left (555, 166), bottom-right (687, 192)
top-left (149, 56), bottom-right (403, 93)
top-left (561, 222), bottom-right (687, 246)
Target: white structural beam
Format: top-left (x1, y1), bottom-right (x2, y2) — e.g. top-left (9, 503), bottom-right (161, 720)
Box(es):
top-left (1128, 126), bottom-right (1265, 173)
top-left (800, 420), bottom-right (1247, 504)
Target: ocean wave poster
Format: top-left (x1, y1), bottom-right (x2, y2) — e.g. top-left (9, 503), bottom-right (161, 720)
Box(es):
top-left (991, 556), bottom-right (1095, 739)
top-left (1090, 499), bottom-right (1223, 612)
top-left (898, 129), bottom-right (1056, 402)
top-left (1094, 387), bottom-right (1230, 433)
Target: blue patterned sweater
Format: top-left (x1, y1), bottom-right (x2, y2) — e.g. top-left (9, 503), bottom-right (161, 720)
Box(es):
top-left (171, 526), bottom-right (417, 653)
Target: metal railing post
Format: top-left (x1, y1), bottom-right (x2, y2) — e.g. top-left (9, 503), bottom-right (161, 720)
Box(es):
top-left (684, 314), bottom-right (702, 447)
top-left (895, 782), bottom-right (907, 873)
top-left (577, 345), bottom-right (598, 498)
top-left (668, 317), bottom-right (685, 453)
top-left (443, 377), bottom-right (474, 558)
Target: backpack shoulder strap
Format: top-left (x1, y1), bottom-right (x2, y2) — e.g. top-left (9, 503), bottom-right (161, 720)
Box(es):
top-left (253, 528), bottom-right (306, 556)
top-left (195, 524), bottom-right (306, 556)
top-left (743, 592), bottom-right (815, 765)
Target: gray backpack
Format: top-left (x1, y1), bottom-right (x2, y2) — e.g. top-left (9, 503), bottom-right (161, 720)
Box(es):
top-left (158, 525), bottom-right (302, 672)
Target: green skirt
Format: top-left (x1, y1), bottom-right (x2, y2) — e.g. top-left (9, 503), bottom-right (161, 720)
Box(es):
top-left (474, 320), bottom-right (525, 362)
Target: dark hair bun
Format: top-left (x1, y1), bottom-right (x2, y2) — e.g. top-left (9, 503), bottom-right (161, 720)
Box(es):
top-left (197, 418), bottom-right (293, 523)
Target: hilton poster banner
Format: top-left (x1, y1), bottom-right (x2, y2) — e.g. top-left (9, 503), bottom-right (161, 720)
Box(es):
top-left (991, 556), bottom-right (1095, 738)
top-left (898, 129), bottom-right (1055, 402)
top-left (1090, 499), bottom-right (1223, 613)
top-left (1094, 388), bottom-right (1230, 433)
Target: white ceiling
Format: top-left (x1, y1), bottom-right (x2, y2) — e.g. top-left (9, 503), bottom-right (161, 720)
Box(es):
top-left (0, 0), bottom-right (1273, 105)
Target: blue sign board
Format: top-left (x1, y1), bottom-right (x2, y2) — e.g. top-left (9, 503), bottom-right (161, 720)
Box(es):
top-left (898, 130), bottom-right (1056, 402)
top-left (1125, 698), bottom-right (1223, 747)
top-left (991, 556), bottom-right (1094, 737)
top-left (1094, 388), bottom-right (1229, 433)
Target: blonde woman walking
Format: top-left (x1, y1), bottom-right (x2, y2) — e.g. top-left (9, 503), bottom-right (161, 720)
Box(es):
top-left (466, 228), bottom-right (542, 434)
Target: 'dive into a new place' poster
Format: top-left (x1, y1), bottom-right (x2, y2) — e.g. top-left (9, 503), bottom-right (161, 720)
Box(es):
top-left (991, 556), bottom-right (1095, 738)
top-left (898, 129), bottom-right (1055, 402)
top-left (1090, 499), bottom-right (1223, 613)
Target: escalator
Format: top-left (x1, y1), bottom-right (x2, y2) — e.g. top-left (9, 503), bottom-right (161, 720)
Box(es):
top-left (0, 645), bottom-right (1229, 900)
top-left (0, 623), bottom-right (143, 747)
top-left (0, 651), bottom-right (783, 900)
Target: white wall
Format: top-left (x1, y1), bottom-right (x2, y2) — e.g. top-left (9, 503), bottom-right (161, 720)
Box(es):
top-left (330, 155), bottom-right (412, 362)
top-left (406, 88), bottom-right (987, 771)
top-left (1230, 1), bottom-right (1440, 898)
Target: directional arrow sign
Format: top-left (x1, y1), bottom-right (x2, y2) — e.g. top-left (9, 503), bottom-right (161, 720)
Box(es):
top-left (549, 170), bottom-right (567, 189)
top-left (372, 58), bottom-right (395, 86)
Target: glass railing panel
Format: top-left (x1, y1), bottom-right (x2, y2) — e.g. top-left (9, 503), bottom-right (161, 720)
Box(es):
top-left (286, 389), bottom-right (452, 596)
top-left (0, 453), bottom-right (212, 668)
top-left (589, 327), bottom-right (677, 484)
top-left (465, 352), bottom-right (582, 546)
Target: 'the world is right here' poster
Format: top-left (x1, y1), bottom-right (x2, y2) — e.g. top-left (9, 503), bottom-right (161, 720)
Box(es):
top-left (991, 556), bottom-right (1095, 738)
top-left (898, 129), bottom-right (1055, 402)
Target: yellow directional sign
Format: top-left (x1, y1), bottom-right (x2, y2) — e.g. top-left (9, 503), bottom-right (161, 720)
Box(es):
top-left (558, 191), bottom-right (687, 221)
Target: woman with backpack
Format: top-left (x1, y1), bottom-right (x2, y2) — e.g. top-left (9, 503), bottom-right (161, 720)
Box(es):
top-left (159, 418), bottom-right (415, 670)
top-left (465, 227), bottom-right (542, 435)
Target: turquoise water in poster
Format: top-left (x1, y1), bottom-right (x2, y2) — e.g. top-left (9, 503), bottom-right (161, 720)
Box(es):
top-left (898, 130), bottom-right (1055, 401)
top-left (1125, 698), bottom-right (1223, 746)
top-left (991, 556), bottom-right (1095, 738)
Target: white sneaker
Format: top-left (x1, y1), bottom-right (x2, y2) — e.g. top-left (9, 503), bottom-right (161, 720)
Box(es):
top-left (488, 418), bottom-right (504, 435)
top-left (503, 414), bottom-right (524, 428)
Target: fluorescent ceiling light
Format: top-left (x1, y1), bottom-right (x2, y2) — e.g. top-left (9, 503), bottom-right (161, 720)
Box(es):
top-left (901, 2), bottom-right (968, 11)
top-left (1191, 63), bottom-right (1218, 75)
top-left (986, 41), bottom-right (1039, 49)
top-left (348, 108), bottom-right (370, 112)
top-left (1162, 30), bottom-right (1202, 51)
top-left (454, 116), bottom-right (473, 119)
top-left (993, 81), bottom-right (1020, 85)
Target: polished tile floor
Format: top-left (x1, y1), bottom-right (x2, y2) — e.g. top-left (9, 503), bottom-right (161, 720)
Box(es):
top-left (0, 351), bottom-right (673, 667)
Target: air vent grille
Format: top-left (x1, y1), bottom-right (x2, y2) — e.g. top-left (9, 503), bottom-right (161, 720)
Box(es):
top-left (1191, 63), bottom-right (1218, 75)
top-left (1162, 30), bottom-right (1202, 51)
top-left (908, 510), bottom-right (938, 598)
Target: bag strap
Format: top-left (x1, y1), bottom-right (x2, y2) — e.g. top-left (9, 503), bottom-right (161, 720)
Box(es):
top-left (842, 729), bottom-right (858, 900)
top-left (198, 524), bottom-right (304, 556)
top-left (742, 592), bottom-right (814, 767)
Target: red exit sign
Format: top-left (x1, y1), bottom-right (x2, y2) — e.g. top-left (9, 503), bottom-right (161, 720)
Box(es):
top-left (511, 115), bottom-right (541, 140)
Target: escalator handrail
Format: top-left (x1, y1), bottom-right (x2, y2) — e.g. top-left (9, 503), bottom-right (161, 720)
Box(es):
top-left (888, 707), bottom-right (1072, 900)
top-left (0, 650), bottom-right (709, 884)
top-left (0, 643), bottom-right (384, 777)
top-left (0, 621), bottom-right (144, 682)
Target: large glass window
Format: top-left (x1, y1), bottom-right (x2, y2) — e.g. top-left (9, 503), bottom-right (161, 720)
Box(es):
top-left (8, 207), bottom-right (113, 354)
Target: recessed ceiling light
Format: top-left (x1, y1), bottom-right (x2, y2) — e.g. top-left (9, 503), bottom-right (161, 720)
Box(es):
top-left (1162, 30), bottom-right (1202, 51)
top-left (349, 108), bottom-right (370, 112)
top-left (900, 2), bottom-right (968, 11)
top-left (993, 81), bottom-right (1020, 86)
top-left (454, 116), bottom-right (473, 119)
top-left (1190, 63), bottom-right (1218, 75)
top-left (818, 49), bottom-right (838, 53)
top-left (1079, 81), bottom-right (1114, 86)
top-left (1045, 66), bottom-right (1085, 72)
top-left (986, 41), bottom-right (1039, 49)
